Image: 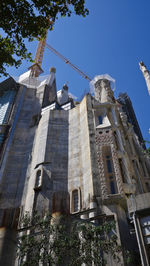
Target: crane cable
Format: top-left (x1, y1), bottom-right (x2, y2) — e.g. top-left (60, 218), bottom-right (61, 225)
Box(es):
top-left (45, 43), bottom-right (92, 82)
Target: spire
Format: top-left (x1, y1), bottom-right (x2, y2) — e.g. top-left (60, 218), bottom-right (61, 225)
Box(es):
top-left (139, 61), bottom-right (150, 95)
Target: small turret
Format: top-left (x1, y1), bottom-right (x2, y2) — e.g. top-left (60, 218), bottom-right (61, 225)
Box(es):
top-left (57, 84), bottom-right (69, 105)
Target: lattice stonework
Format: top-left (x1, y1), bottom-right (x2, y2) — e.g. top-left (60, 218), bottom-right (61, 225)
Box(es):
top-left (96, 129), bottom-right (123, 198)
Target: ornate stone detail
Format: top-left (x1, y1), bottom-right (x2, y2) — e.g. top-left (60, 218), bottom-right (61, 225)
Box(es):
top-left (95, 129), bottom-right (124, 200)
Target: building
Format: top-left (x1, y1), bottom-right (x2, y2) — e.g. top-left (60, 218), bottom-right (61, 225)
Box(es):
top-left (139, 61), bottom-right (150, 95)
top-left (117, 93), bottom-right (146, 149)
top-left (0, 61), bottom-right (150, 265)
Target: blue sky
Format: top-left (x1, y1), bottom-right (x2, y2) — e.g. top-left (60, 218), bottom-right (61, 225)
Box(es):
top-left (1, 0), bottom-right (150, 142)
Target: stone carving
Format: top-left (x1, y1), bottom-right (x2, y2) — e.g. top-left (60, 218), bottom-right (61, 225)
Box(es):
top-left (96, 129), bottom-right (124, 199)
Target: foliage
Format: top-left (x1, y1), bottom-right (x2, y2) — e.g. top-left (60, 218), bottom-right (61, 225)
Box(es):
top-left (0, 0), bottom-right (89, 77)
top-left (17, 212), bottom-right (121, 266)
top-left (124, 249), bottom-right (141, 265)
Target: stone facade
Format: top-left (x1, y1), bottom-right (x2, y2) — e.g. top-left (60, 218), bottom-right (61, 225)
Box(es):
top-left (139, 61), bottom-right (150, 95)
top-left (0, 70), bottom-right (150, 265)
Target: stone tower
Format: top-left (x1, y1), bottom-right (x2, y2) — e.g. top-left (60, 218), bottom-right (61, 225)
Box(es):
top-left (0, 69), bottom-right (150, 265)
top-left (139, 61), bottom-right (150, 95)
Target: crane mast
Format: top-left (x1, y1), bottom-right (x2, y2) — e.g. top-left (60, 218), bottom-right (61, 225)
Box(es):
top-left (29, 33), bottom-right (48, 78)
top-left (29, 19), bottom-right (53, 77)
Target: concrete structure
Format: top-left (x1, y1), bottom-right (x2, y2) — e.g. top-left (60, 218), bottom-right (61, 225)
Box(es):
top-left (0, 67), bottom-right (150, 265)
top-left (139, 61), bottom-right (150, 95)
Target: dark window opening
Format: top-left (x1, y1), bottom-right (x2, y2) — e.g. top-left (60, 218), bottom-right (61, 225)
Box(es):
top-left (34, 170), bottom-right (42, 191)
top-left (106, 158), bottom-right (112, 173)
top-left (73, 190), bottom-right (78, 212)
top-left (110, 181), bottom-right (116, 194)
top-left (98, 116), bottom-right (103, 125)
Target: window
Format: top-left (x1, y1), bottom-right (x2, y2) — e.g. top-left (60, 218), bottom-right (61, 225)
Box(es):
top-left (140, 216), bottom-right (150, 245)
top-left (110, 180), bottom-right (116, 194)
top-left (72, 190), bottom-right (78, 212)
top-left (106, 156), bottom-right (112, 173)
top-left (102, 146), bottom-right (118, 195)
top-left (98, 116), bottom-right (103, 125)
top-left (34, 170), bottom-right (42, 190)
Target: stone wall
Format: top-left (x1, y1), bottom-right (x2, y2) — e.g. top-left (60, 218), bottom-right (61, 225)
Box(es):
top-left (24, 107), bottom-right (69, 213)
top-left (68, 96), bottom-right (94, 210)
top-left (0, 85), bottom-right (41, 209)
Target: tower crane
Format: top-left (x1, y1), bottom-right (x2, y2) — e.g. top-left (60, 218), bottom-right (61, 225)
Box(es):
top-left (45, 43), bottom-right (92, 82)
top-left (29, 21), bottom-right (91, 82)
top-left (29, 31), bottom-right (49, 77)
top-left (29, 19), bottom-right (53, 78)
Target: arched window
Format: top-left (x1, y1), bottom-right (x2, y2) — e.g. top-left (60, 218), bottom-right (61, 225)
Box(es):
top-left (72, 190), bottom-right (78, 212)
top-left (34, 169), bottom-right (42, 190)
